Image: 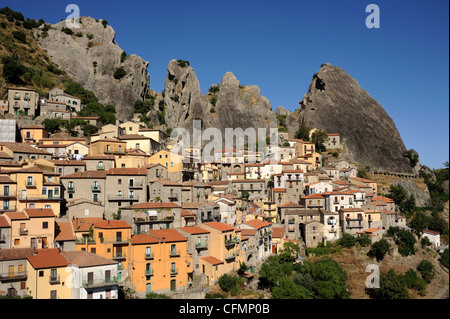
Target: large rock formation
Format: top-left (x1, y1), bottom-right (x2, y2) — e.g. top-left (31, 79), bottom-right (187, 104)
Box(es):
top-left (286, 63), bottom-right (413, 173)
top-left (162, 60), bottom-right (277, 142)
top-left (34, 17), bottom-right (149, 121)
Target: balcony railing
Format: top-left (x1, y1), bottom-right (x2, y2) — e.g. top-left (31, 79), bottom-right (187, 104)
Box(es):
top-left (225, 252), bottom-right (236, 261)
top-left (49, 275), bottom-right (61, 284)
top-left (225, 238), bottom-right (239, 247)
top-left (195, 241), bottom-right (208, 250)
top-left (134, 216), bottom-right (174, 224)
top-left (0, 191), bottom-right (16, 198)
top-left (100, 237), bottom-right (129, 244)
top-left (169, 249), bottom-right (181, 257)
top-left (113, 252), bottom-right (126, 260)
top-left (1, 205), bottom-right (16, 212)
top-left (19, 195), bottom-right (62, 201)
top-left (67, 186), bottom-right (75, 192)
top-left (170, 268), bottom-right (178, 275)
top-left (19, 228), bottom-right (28, 235)
top-left (145, 253), bottom-right (155, 260)
top-left (91, 185), bottom-right (101, 192)
top-left (108, 194), bottom-right (139, 201)
top-left (83, 278), bottom-right (118, 289)
top-left (145, 269), bottom-right (154, 276)
top-left (25, 181), bottom-right (37, 188)
top-left (0, 271), bottom-right (27, 281)
top-left (129, 182), bottom-right (144, 189)
top-left (75, 237), bottom-right (96, 245)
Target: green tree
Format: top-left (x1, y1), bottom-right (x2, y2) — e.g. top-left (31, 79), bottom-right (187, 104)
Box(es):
top-left (368, 238), bottom-right (390, 262)
top-left (82, 124), bottom-right (98, 136)
top-left (367, 269), bottom-right (410, 299)
top-left (338, 233), bottom-right (356, 248)
top-left (218, 274), bottom-right (241, 292)
top-left (237, 262), bottom-right (249, 276)
top-left (416, 260), bottom-right (434, 283)
top-left (1, 54), bottom-right (25, 84)
top-left (271, 277), bottom-right (311, 299)
top-left (42, 118), bottom-right (62, 134)
top-left (294, 122), bottom-right (310, 141)
top-left (440, 248), bottom-right (449, 269)
top-left (311, 129), bottom-right (328, 153)
top-left (403, 269), bottom-right (427, 295)
top-left (356, 234), bottom-right (372, 247)
top-left (113, 66), bottom-right (126, 79)
top-left (309, 258), bottom-right (349, 299)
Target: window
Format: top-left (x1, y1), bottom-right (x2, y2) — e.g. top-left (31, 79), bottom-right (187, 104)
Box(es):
top-left (27, 176), bottom-right (33, 186)
top-left (43, 222), bottom-right (48, 229)
top-left (118, 179), bottom-right (122, 185)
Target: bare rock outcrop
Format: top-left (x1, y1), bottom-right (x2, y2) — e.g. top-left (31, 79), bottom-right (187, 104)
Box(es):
top-left (34, 17), bottom-right (149, 121)
top-left (287, 63), bottom-right (413, 173)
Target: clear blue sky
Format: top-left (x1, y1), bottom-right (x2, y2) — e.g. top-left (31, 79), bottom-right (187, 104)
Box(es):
top-left (3, 0), bottom-right (449, 169)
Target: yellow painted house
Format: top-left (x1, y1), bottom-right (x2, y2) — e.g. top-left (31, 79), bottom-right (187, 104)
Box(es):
top-left (148, 150), bottom-right (183, 173)
top-left (26, 249), bottom-right (71, 299)
top-left (75, 220), bottom-right (132, 284)
top-left (129, 229), bottom-right (192, 296)
top-left (198, 222), bottom-right (245, 286)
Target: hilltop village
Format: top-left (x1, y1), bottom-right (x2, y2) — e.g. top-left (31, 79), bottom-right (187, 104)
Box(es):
top-left (1, 85), bottom-right (447, 300)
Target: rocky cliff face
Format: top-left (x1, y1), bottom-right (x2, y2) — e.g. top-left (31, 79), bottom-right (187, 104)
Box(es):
top-left (286, 63), bottom-right (413, 173)
top-left (162, 60), bottom-right (277, 142)
top-left (34, 17), bottom-right (149, 121)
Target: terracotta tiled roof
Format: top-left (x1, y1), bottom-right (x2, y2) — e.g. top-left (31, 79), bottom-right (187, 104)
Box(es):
top-left (350, 177), bottom-right (377, 183)
top-left (372, 196), bottom-right (394, 203)
top-left (50, 160), bottom-right (86, 166)
top-left (25, 208), bottom-right (55, 218)
top-left (94, 220), bottom-right (131, 229)
top-left (135, 229), bottom-right (188, 243)
top-left (55, 221), bottom-right (75, 242)
top-left (240, 229), bottom-right (257, 236)
top-left (272, 227), bottom-right (285, 238)
top-left (0, 176), bottom-right (16, 184)
top-left (60, 171), bottom-right (107, 179)
top-left (82, 155), bottom-right (115, 160)
top-left (106, 167), bottom-right (147, 175)
top-left (0, 248), bottom-right (35, 261)
top-left (178, 226), bottom-right (210, 235)
top-left (423, 229), bottom-right (440, 235)
top-left (61, 251), bottom-right (117, 267)
top-left (203, 222), bottom-right (234, 232)
top-left (150, 178), bottom-right (181, 186)
top-left (181, 202), bottom-right (209, 209)
top-left (27, 249), bottom-right (69, 269)
top-left (4, 212), bottom-right (28, 221)
top-left (0, 215), bottom-right (10, 228)
top-left (244, 219), bottom-right (272, 229)
top-left (301, 194), bottom-right (324, 199)
top-left (181, 209), bottom-right (197, 217)
top-left (0, 142), bottom-right (51, 155)
top-left (280, 202), bottom-right (305, 208)
top-left (273, 188), bottom-right (286, 193)
top-left (130, 233), bottom-right (159, 244)
top-left (200, 256), bottom-right (223, 265)
top-left (72, 217), bottom-right (103, 232)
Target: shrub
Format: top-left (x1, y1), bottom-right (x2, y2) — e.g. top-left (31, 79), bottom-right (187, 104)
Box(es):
top-left (367, 269), bottom-right (410, 299)
top-left (146, 292), bottom-right (170, 299)
top-left (113, 66), bottom-right (126, 79)
top-left (356, 234), bottom-right (372, 247)
top-left (176, 59), bottom-right (190, 67)
top-left (210, 95), bottom-right (217, 106)
top-left (12, 31), bottom-right (27, 43)
top-left (87, 33), bottom-right (94, 40)
top-left (416, 260), bottom-right (435, 283)
top-left (339, 233), bottom-right (356, 248)
top-left (101, 19), bottom-right (108, 28)
top-left (218, 274), bottom-right (240, 293)
top-left (61, 27), bottom-right (73, 35)
top-left (271, 277), bottom-right (311, 299)
top-left (1, 55), bottom-right (25, 84)
top-left (368, 238), bottom-right (390, 262)
top-left (121, 51), bottom-right (127, 63)
top-left (205, 292), bottom-right (226, 299)
top-left (75, 31), bottom-right (83, 37)
top-left (440, 248), bottom-right (449, 269)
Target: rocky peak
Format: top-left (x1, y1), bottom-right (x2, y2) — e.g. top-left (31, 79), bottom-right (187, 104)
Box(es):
top-left (34, 17), bottom-right (150, 121)
top-left (288, 63), bottom-right (413, 173)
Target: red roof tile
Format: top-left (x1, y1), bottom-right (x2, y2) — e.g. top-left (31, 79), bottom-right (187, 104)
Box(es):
top-left (27, 249), bottom-right (69, 269)
top-left (200, 256), bottom-right (224, 265)
top-left (203, 222), bottom-right (234, 232)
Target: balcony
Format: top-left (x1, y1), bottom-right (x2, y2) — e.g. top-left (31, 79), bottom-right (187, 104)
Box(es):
top-left (170, 268), bottom-right (178, 275)
top-left (49, 275), bottom-right (61, 284)
top-left (13, 95), bottom-right (20, 100)
top-left (67, 186), bottom-right (75, 193)
top-left (100, 237), bottom-right (129, 244)
top-left (113, 252), bottom-right (126, 260)
top-left (225, 252), bottom-right (236, 261)
top-left (103, 147), bottom-right (125, 155)
top-left (195, 241), bottom-right (208, 250)
top-left (128, 182), bottom-right (144, 189)
top-left (108, 194), bottom-right (139, 201)
top-left (134, 216), bottom-right (174, 224)
top-left (0, 191), bottom-right (16, 199)
top-left (169, 249), bottom-right (181, 257)
top-left (145, 253), bottom-right (155, 260)
top-left (25, 181), bottom-right (37, 188)
top-left (75, 237), bottom-right (96, 245)
top-left (225, 238), bottom-right (239, 247)
top-left (19, 195), bottom-right (62, 201)
top-left (145, 269), bottom-right (154, 277)
top-left (0, 271), bottom-right (27, 282)
top-left (91, 185), bottom-right (101, 192)
top-left (0, 204), bottom-right (16, 212)
top-left (83, 278), bottom-right (118, 289)
top-left (19, 228), bottom-right (28, 236)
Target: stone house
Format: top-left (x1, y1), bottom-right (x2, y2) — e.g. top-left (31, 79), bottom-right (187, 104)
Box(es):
top-left (82, 155), bottom-right (115, 171)
top-left (148, 178), bottom-right (182, 206)
top-left (8, 87), bottom-right (39, 117)
top-left (65, 198), bottom-right (104, 220)
top-left (104, 167), bottom-right (148, 219)
top-left (60, 170), bottom-right (107, 205)
top-left (284, 209), bottom-right (323, 247)
top-left (0, 247), bottom-right (35, 298)
top-left (181, 202), bottom-right (220, 224)
top-left (177, 226), bottom-right (211, 276)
